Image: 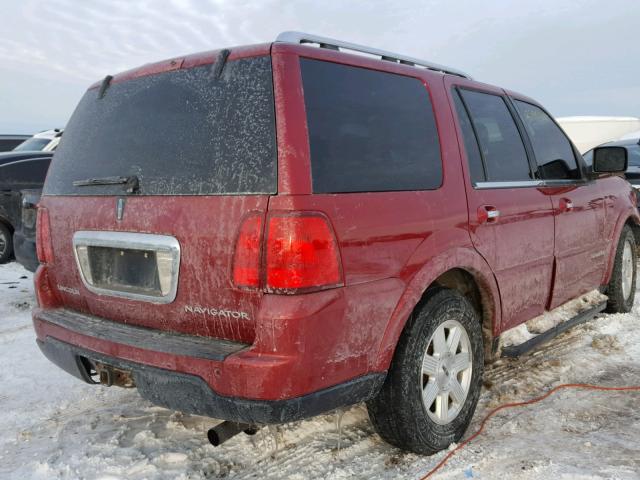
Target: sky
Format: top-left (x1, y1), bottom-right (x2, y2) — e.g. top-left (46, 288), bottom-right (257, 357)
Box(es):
top-left (1, 0), bottom-right (638, 134)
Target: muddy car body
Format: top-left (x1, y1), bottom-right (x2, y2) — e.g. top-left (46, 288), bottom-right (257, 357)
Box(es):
top-left (33, 32), bottom-right (639, 454)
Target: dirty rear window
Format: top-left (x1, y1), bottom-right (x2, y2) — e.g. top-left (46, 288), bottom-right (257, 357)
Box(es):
top-left (44, 56), bottom-right (276, 196)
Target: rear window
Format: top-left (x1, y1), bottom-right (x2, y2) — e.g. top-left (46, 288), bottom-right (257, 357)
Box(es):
top-left (300, 59), bottom-right (442, 193)
top-left (44, 56), bottom-right (276, 196)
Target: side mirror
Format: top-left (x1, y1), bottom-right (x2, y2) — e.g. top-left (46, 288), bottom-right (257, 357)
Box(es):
top-left (592, 146), bottom-right (628, 173)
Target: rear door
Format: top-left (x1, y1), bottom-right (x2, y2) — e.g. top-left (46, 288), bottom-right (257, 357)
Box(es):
top-left (447, 81), bottom-right (555, 331)
top-left (512, 99), bottom-right (606, 308)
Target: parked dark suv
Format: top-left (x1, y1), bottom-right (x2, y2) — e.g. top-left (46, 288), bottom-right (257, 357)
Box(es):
top-left (33, 32), bottom-right (639, 455)
top-left (0, 151), bottom-right (53, 263)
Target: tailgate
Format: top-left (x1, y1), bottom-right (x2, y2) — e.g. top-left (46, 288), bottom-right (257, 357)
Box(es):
top-left (42, 195), bottom-right (268, 343)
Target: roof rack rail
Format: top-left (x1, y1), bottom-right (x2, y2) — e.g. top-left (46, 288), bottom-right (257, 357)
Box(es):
top-left (275, 31), bottom-right (471, 79)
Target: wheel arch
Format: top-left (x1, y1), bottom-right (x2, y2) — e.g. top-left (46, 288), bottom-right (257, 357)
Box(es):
top-left (0, 215), bottom-right (14, 234)
top-left (372, 247), bottom-right (502, 371)
top-left (626, 216), bottom-right (640, 248)
top-left (602, 210), bottom-right (640, 286)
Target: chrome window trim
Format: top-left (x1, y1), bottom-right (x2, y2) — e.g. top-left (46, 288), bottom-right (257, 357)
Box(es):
top-left (72, 231), bottom-right (181, 304)
top-left (474, 179), bottom-right (592, 189)
top-left (474, 180), bottom-right (544, 189)
top-left (539, 179), bottom-right (591, 187)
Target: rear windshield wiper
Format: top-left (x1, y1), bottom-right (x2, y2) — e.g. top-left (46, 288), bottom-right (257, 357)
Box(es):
top-left (73, 175), bottom-right (139, 193)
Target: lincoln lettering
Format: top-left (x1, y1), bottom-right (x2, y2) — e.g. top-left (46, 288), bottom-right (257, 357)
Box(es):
top-left (184, 305), bottom-right (250, 320)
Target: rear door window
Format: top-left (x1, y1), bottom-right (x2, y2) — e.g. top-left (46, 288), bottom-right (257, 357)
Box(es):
top-left (459, 89), bottom-right (532, 182)
top-left (514, 100), bottom-right (581, 180)
top-left (452, 90), bottom-right (486, 183)
top-left (44, 56), bottom-right (276, 196)
top-left (300, 59), bottom-right (442, 193)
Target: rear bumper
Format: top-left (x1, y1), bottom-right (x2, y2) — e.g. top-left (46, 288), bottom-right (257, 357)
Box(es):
top-left (37, 336), bottom-right (385, 424)
top-left (13, 231), bottom-right (38, 272)
top-left (33, 306), bottom-right (386, 423)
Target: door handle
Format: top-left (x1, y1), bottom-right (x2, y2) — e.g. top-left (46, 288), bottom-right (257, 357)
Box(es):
top-left (559, 198), bottom-right (574, 212)
top-left (477, 205), bottom-right (501, 224)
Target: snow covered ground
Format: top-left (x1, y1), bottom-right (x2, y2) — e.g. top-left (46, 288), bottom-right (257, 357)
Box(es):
top-left (1, 261), bottom-right (639, 479)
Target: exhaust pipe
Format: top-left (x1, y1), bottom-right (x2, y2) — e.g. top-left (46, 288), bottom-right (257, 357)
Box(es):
top-left (207, 421), bottom-right (258, 446)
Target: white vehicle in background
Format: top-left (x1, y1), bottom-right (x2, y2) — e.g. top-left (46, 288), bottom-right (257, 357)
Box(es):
top-left (556, 116), bottom-right (640, 153)
top-left (619, 129), bottom-right (640, 141)
top-left (13, 129), bottom-right (63, 152)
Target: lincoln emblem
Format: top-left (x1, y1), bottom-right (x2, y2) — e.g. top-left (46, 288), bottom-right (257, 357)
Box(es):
top-left (116, 197), bottom-right (125, 221)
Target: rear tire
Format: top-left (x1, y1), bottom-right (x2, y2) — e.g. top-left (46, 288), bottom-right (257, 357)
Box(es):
top-left (0, 223), bottom-right (12, 264)
top-left (605, 225), bottom-right (637, 313)
top-left (367, 288), bottom-right (483, 455)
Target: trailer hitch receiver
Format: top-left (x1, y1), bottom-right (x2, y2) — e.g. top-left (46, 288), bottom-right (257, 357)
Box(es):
top-left (94, 362), bottom-right (135, 388)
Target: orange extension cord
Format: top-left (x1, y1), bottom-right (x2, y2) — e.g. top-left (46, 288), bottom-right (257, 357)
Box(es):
top-left (420, 383), bottom-right (640, 479)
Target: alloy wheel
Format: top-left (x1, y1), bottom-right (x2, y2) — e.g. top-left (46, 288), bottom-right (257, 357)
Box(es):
top-left (621, 238), bottom-right (634, 301)
top-left (0, 230), bottom-right (6, 257)
top-left (420, 319), bottom-right (473, 425)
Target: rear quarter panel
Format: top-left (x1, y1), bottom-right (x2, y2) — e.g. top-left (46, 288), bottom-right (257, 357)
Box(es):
top-left (272, 46), bottom-right (498, 373)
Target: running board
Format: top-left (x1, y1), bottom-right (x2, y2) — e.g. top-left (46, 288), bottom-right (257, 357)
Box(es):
top-left (501, 301), bottom-right (607, 358)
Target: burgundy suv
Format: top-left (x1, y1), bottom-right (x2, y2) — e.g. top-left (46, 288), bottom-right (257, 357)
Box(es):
top-left (33, 32), bottom-right (638, 454)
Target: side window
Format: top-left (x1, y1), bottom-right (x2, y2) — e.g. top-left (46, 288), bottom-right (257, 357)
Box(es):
top-left (452, 90), bottom-right (485, 183)
top-left (459, 89), bottom-right (532, 182)
top-left (300, 59), bottom-right (442, 193)
top-left (514, 100), bottom-right (580, 180)
top-left (629, 146), bottom-right (640, 167)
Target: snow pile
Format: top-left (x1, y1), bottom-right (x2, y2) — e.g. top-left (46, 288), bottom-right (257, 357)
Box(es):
top-left (1, 262), bottom-right (639, 479)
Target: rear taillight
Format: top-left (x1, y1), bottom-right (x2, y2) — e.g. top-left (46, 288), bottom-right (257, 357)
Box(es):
top-left (232, 212), bottom-right (343, 293)
top-left (36, 206), bottom-right (54, 264)
top-left (232, 213), bottom-right (263, 288)
top-left (266, 214), bottom-right (342, 291)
